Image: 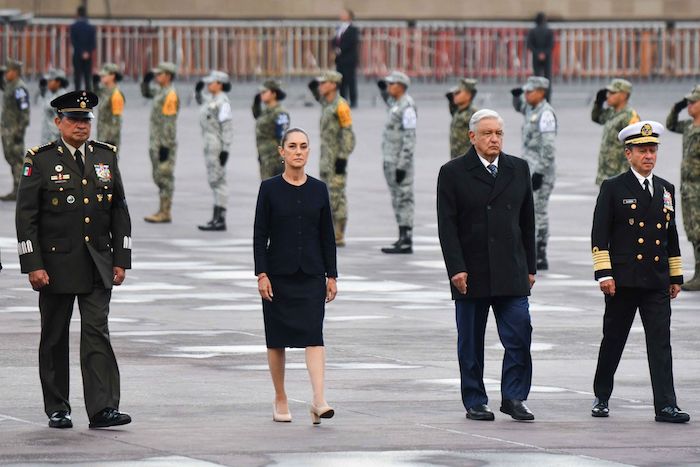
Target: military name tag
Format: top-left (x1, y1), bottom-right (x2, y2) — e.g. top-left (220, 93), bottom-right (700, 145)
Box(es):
top-left (623, 198), bottom-right (637, 205)
top-left (94, 163), bottom-right (112, 182)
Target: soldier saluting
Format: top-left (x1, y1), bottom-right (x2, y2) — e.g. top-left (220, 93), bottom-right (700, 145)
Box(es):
top-left (590, 121), bottom-right (689, 423)
top-left (15, 91), bottom-right (132, 429)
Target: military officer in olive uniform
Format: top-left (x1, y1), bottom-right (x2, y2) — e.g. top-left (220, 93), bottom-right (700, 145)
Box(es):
top-left (94, 63), bottom-right (125, 149)
top-left (446, 78), bottom-right (478, 159)
top-left (15, 91), bottom-right (132, 429)
top-left (253, 79), bottom-right (290, 180)
top-left (308, 70), bottom-right (356, 246)
top-left (666, 85), bottom-right (700, 291)
top-left (141, 62), bottom-right (179, 223)
top-left (39, 68), bottom-right (69, 144)
top-left (511, 76), bottom-right (557, 270)
top-left (592, 78), bottom-right (640, 185)
top-left (590, 121), bottom-right (689, 423)
top-left (195, 70), bottom-right (234, 231)
top-left (0, 59), bottom-right (30, 201)
top-left (378, 70), bottom-right (417, 254)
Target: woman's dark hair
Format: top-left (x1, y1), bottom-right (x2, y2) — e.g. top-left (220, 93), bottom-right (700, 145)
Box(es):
top-left (281, 127), bottom-right (310, 146)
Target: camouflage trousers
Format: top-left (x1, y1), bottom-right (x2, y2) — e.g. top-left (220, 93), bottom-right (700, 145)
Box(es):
top-left (1, 130), bottom-right (25, 189)
top-left (258, 150), bottom-right (283, 180)
top-left (321, 171), bottom-right (348, 224)
top-left (534, 172), bottom-right (555, 247)
top-left (149, 144), bottom-right (176, 198)
top-left (681, 185), bottom-right (700, 243)
top-left (383, 158), bottom-right (414, 228)
top-left (203, 141), bottom-right (228, 207)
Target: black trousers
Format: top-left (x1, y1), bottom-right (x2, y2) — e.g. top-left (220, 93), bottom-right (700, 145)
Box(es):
top-left (532, 55), bottom-right (552, 101)
top-left (73, 55), bottom-right (93, 92)
top-left (336, 64), bottom-right (358, 108)
top-left (593, 287), bottom-right (677, 413)
top-left (38, 279), bottom-right (120, 419)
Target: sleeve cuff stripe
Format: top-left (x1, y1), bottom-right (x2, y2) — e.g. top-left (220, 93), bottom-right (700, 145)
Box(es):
top-left (594, 262), bottom-right (612, 271)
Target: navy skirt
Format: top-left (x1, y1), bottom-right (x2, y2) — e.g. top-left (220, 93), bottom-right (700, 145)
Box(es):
top-left (263, 270), bottom-right (326, 348)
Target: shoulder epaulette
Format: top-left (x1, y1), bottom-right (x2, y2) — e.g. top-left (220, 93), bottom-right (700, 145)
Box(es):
top-left (90, 140), bottom-right (118, 152)
top-left (26, 141), bottom-right (56, 156)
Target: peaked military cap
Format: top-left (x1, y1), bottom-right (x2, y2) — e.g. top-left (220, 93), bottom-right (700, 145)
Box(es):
top-left (606, 78), bottom-right (633, 94)
top-left (316, 70), bottom-right (343, 84)
top-left (259, 79), bottom-right (287, 100)
top-left (522, 75), bottom-right (550, 91)
top-left (384, 70), bottom-right (410, 87)
top-left (51, 90), bottom-right (98, 120)
top-left (685, 84), bottom-right (700, 102)
top-left (618, 120), bottom-right (664, 145)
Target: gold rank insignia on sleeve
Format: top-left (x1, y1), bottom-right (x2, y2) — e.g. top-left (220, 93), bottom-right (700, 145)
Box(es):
top-left (669, 256), bottom-right (683, 277)
top-left (592, 247), bottom-right (612, 271)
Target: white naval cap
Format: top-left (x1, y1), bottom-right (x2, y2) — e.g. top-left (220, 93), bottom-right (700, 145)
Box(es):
top-left (617, 120), bottom-right (664, 145)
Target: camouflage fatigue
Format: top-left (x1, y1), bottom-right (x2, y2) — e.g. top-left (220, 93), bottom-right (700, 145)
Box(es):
top-left (381, 93), bottom-right (417, 228)
top-left (515, 96), bottom-right (557, 250)
top-left (667, 109), bottom-right (700, 244)
top-left (449, 104), bottom-right (477, 159)
top-left (141, 82), bottom-right (179, 198)
top-left (315, 93), bottom-right (355, 226)
top-left (40, 87), bottom-right (67, 144)
top-left (96, 85), bottom-right (125, 149)
top-left (198, 91), bottom-right (233, 207)
top-left (592, 104), bottom-right (640, 185)
top-left (253, 102), bottom-right (289, 180)
top-left (1, 78), bottom-right (30, 191)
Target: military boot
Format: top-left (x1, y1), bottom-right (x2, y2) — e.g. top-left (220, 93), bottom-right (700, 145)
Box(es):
top-left (381, 226), bottom-right (413, 254)
top-left (536, 241), bottom-right (549, 271)
top-left (144, 196), bottom-right (172, 223)
top-left (681, 242), bottom-right (700, 291)
top-left (199, 206), bottom-right (226, 231)
top-left (335, 219), bottom-right (347, 247)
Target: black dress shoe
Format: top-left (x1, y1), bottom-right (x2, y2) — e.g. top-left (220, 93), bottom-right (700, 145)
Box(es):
top-left (591, 398), bottom-right (609, 418)
top-left (466, 404), bottom-right (495, 421)
top-left (500, 399), bottom-right (535, 421)
top-left (89, 408), bottom-right (132, 429)
top-left (48, 410), bottom-right (72, 429)
top-left (655, 406), bottom-right (690, 423)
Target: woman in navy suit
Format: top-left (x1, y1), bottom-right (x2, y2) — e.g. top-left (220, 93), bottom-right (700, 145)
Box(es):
top-left (254, 127), bottom-right (338, 425)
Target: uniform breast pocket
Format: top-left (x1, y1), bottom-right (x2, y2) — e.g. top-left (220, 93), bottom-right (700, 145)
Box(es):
top-left (44, 180), bottom-right (79, 212)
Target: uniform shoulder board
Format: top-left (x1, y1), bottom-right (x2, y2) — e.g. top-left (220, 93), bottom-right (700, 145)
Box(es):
top-left (91, 140), bottom-right (118, 152)
top-left (27, 141), bottom-right (56, 156)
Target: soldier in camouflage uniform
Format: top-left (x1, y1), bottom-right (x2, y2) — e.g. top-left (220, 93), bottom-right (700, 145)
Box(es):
top-left (308, 70), bottom-right (356, 246)
top-left (667, 85), bottom-right (700, 291)
top-left (378, 71), bottom-right (417, 254)
top-left (94, 63), bottom-right (125, 149)
top-left (140, 62), bottom-right (179, 223)
top-left (592, 78), bottom-right (640, 185)
top-left (511, 76), bottom-right (557, 270)
top-left (446, 78), bottom-right (478, 159)
top-left (195, 70), bottom-right (234, 232)
top-left (252, 79), bottom-right (290, 180)
top-left (38, 68), bottom-right (69, 144)
top-left (0, 59), bottom-right (30, 201)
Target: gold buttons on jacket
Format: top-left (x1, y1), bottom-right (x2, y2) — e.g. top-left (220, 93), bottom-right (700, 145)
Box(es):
top-left (656, 239), bottom-right (661, 245)
top-left (639, 222), bottom-right (645, 227)
top-left (654, 256), bottom-right (660, 262)
top-left (638, 238), bottom-right (644, 244)
top-left (84, 236), bottom-right (90, 242)
top-left (84, 197), bottom-right (89, 204)
top-left (82, 179), bottom-right (88, 186)
top-left (84, 217), bottom-right (90, 224)
top-left (51, 247), bottom-right (56, 252)
top-left (637, 254), bottom-right (643, 260)
top-left (657, 223), bottom-right (662, 229)
top-left (631, 204), bottom-right (637, 210)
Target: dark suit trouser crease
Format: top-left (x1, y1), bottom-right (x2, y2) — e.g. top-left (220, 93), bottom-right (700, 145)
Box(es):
top-left (73, 55), bottom-right (93, 92)
top-left (39, 278), bottom-right (120, 418)
top-left (336, 64), bottom-right (358, 107)
top-left (455, 297), bottom-right (532, 409)
top-left (593, 287), bottom-right (677, 413)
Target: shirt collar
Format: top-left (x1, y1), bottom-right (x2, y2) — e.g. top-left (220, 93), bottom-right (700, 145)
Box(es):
top-left (61, 139), bottom-right (86, 157)
top-left (630, 167), bottom-right (653, 186)
top-left (476, 152), bottom-right (499, 169)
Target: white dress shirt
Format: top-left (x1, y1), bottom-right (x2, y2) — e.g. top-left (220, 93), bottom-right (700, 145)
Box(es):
top-left (631, 167), bottom-right (654, 197)
top-left (61, 139), bottom-right (86, 166)
top-left (476, 152), bottom-right (499, 172)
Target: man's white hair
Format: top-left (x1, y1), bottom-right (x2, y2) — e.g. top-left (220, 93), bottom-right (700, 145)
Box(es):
top-left (469, 109), bottom-right (504, 132)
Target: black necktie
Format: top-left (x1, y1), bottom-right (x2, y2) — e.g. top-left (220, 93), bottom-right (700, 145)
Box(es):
top-left (75, 149), bottom-right (85, 174)
top-left (643, 179), bottom-right (652, 201)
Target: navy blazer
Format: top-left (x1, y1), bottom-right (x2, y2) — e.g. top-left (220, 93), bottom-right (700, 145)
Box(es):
top-left (333, 24), bottom-right (360, 68)
top-left (70, 18), bottom-right (96, 56)
top-left (437, 147), bottom-right (536, 299)
top-left (254, 175), bottom-right (337, 277)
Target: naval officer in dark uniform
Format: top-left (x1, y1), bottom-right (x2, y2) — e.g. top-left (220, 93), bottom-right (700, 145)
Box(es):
top-left (590, 120), bottom-right (689, 423)
top-left (15, 90), bottom-right (132, 429)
